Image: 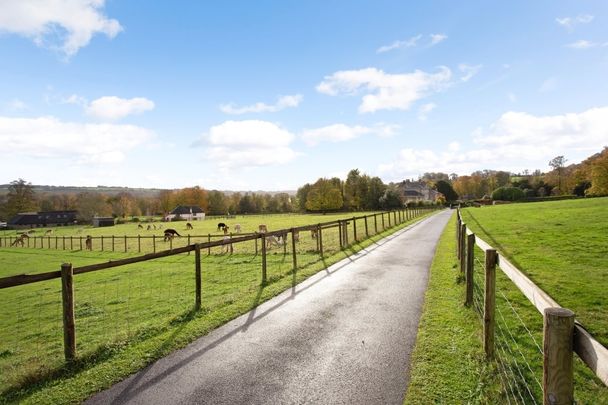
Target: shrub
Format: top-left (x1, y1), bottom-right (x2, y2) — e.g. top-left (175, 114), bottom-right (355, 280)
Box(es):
top-left (491, 186), bottom-right (525, 201)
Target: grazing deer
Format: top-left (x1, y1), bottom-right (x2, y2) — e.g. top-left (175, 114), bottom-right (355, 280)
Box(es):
top-left (85, 235), bottom-right (93, 251)
top-left (164, 229), bottom-right (181, 242)
top-left (217, 222), bottom-right (227, 231)
top-left (234, 224), bottom-right (241, 233)
top-left (258, 224), bottom-right (268, 233)
top-left (138, 224), bottom-right (144, 229)
top-left (265, 235), bottom-right (284, 249)
top-left (11, 233), bottom-right (29, 247)
top-left (186, 222), bottom-right (193, 230)
top-left (44, 229), bottom-right (53, 236)
top-left (310, 229), bottom-right (318, 239)
top-left (222, 226), bottom-right (233, 254)
top-left (147, 225), bottom-right (152, 231)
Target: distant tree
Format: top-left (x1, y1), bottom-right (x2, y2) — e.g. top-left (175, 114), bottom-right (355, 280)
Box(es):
top-left (75, 192), bottom-right (111, 221)
top-left (379, 187), bottom-right (403, 209)
top-left (305, 178), bottom-right (343, 212)
top-left (4, 179), bottom-right (37, 218)
top-left (239, 194), bottom-right (256, 213)
top-left (365, 176), bottom-right (386, 210)
top-left (207, 190), bottom-right (227, 215)
top-left (158, 190), bottom-right (174, 215)
top-left (434, 180), bottom-right (458, 202)
top-left (549, 156), bottom-right (568, 194)
top-left (296, 183), bottom-right (312, 212)
top-left (587, 150), bottom-right (608, 196)
top-left (491, 187), bottom-right (524, 201)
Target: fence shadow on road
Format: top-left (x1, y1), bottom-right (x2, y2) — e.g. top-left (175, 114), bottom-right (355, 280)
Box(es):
top-left (101, 214), bottom-right (439, 404)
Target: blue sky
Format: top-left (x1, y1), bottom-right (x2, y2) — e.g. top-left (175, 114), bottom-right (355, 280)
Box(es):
top-left (1, 1), bottom-right (607, 190)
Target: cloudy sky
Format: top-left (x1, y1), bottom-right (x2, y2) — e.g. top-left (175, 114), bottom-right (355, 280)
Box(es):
top-left (1, 1), bottom-right (607, 190)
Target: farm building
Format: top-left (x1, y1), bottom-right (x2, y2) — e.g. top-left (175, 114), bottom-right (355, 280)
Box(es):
top-left (396, 180), bottom-right (440, 203)
top-left (92, 217), bottom-right (115, 227)
top-left (8, 210), bottom-right (78, 229)
top-left (164, 205), bottom-right (205, 221)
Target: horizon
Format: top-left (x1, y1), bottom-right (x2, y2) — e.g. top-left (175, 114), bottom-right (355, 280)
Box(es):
top-left (1, 1), bottom-right (608, 190)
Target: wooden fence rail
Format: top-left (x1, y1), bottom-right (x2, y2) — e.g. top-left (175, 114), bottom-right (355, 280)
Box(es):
top-left (456, 209), bottom-right (608, 404)
top-left (0, 206), bottom-right (439, 362)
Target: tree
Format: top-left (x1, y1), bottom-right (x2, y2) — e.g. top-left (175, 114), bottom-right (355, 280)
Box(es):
top-left (305, 178), bottom-right (343, 212)
top-left (549, 156), bottom-right (568, 194)
top-left (587, 149), bottom-right (608, 196)
top-left (4, 179), bottom-right (37, 218)
top-left (379, 187), bottom-right (403, 209)
top-left (434, 180), bottom-right (458, 202)
top-left (296, 184), bottom-right (312, 212)
top-left (238, 194), bottom-right (256, 213)
top-left (491, 187), bottom-right (524, 201)
top-left (207, 190), bottom-right (227, 215)
top-left (364, 176), bottom-right (386, 210)
top-left (75, 192), bottom-right (111, 221)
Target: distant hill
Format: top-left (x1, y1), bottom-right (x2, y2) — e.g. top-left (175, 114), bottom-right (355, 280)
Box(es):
top-left (0, 184), bottom-right (296, 197)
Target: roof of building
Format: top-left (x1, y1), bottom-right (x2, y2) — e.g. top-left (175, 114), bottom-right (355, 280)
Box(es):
top-left (403, 190), bottom-right (423, 197)
top-left (8, 210), bottom-right (77, 225)
top-left (170, 205), bottom-right (204, 215)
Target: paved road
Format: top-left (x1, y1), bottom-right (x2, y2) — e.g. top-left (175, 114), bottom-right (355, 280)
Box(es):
top-left (87, 210), bottom-right (452, 405)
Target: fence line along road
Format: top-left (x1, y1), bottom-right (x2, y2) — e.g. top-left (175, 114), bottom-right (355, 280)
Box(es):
top-left (0, 207), bottom-right (438, 365)
top-left (456, 209), bottom-right (608, 404)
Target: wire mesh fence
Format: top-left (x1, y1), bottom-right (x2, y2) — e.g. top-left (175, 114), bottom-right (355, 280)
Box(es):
top-left (0, 207), bottom-right (437, 394)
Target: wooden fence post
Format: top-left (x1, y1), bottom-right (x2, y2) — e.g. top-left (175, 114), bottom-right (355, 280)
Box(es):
top-left (291, 228), bottom-right (297, 270)
top-left (344, 221), bottom-right (349, 246)
top-left (61, 263), bottom-right (76, 361)
top-left (152, 235), bottom-right (155, 253)
top-left (138, 235), bottom-right (141, 253)
top-left (460, 224), bottom-right (466, 273)
top-left (124, 235), bottom-right (127, 253)
top-left (381, 213), bottom-right (385, 230)
top-left (101, 236), bottom-right (104, 251)
top-left (195, 244), bottom-right (201, 310)
top-left (261, 234), bottom-right (267, 284)
top-left (374, 214), bottom-right (378, 234)
top-left (543, 307), bottom-right (575, 405)
top-left (55, 236), bottom-right (58, 249)
top-left (70, 236), bottom-right (73, 250)
top-left (484, 249), bottom-right (497, 358)
top-left (254, 234), bottom-right (258, 255)
top-left (208, 234), bottom-right (211, 255)
top-left (456, 215), bottom-right (462, 259)
top-left (353, 217), bottom-right (357, 242)
top-left (364, 215), bottom-right (369, 238)
top-left (465, 232), bottom-right (475, 306)
top-left (318, 225), bottom-right (323, 257)
top-left (338, 220), bottom-right (343, 249)
top-left (111, 235), bottom-right (115, 252)
top-left (79, 236), bottom-right (82, 251)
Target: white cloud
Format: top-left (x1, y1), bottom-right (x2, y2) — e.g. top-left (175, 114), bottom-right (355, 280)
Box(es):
top-left (376, 35), bottom-right (422, 53)
top-left (62, 93), bottom-right (87, 106)
top-left (301, 123), bottom-right (398, 146)
top-left (219, 94), bottom-right (302, 114)
top-left (429, 33), bottom-right (447, 46)
top-left (565, 40), bottom-right (597, 49)
top-left (458, 63), bottom-right (482, 82)
top-left (379, 106), bottom-right (608, 180)
top-left (0, 0), bottom-right (122, 57)
top-left (556, 14), bottom-right (594, 30)
top-left (86, 96), bottom-right (155, 121)
top-left (316, 67), bottom-right (451, 113)
top-left (417, 103), bottom-right (436, 121)
top-left (0, 115), bottom-right (153, 164)
top-left (203, 120), bottom-right (297, 168)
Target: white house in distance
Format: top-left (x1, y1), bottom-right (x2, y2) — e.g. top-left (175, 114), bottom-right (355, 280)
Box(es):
top-left (164, 205), bottom-right (205, 221)
top-left (396, 180), bottom-right (440, 204)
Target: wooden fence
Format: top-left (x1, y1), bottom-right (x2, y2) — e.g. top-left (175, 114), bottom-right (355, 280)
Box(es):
top-left (456, 209), bottom-right (608, 404)
top-left (0, 206), bottom-right (436, 363)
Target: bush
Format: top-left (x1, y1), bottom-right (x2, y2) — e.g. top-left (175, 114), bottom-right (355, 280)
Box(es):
top-left (491, 187), bottom-right (524, 201)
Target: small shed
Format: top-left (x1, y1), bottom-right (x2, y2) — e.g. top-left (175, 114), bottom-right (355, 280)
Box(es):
top-left (92, 217), bottom-right (115, 227)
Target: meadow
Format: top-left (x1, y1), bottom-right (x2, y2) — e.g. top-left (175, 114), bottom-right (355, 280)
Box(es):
top-left (406, 204), bottom-right (608, 404)
top-left (0, 209), bottom-right (431, 404)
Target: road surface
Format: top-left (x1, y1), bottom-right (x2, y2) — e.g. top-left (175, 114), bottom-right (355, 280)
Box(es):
top-left (87, 209), bottom-right (452, 405)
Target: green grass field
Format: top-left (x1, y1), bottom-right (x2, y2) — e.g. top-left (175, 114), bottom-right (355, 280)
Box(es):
top-left (0, 209), bottom-right (431, 404)
top-left (405, 209), bottom-right (608, 404)
top-left (0, 212), bottom-right (391, 269)
top-left (460, 197), bottom-right (608, 348)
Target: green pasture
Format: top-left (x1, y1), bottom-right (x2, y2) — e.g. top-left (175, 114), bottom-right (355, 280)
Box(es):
top-left (0, 209), bottom-right (432, 403)
top-left (0, 212), bottom-right (392, 262)
top-left (406, 211), bottom-right (608, 404)
top-left (460, 197), bottom-right (608, 348)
